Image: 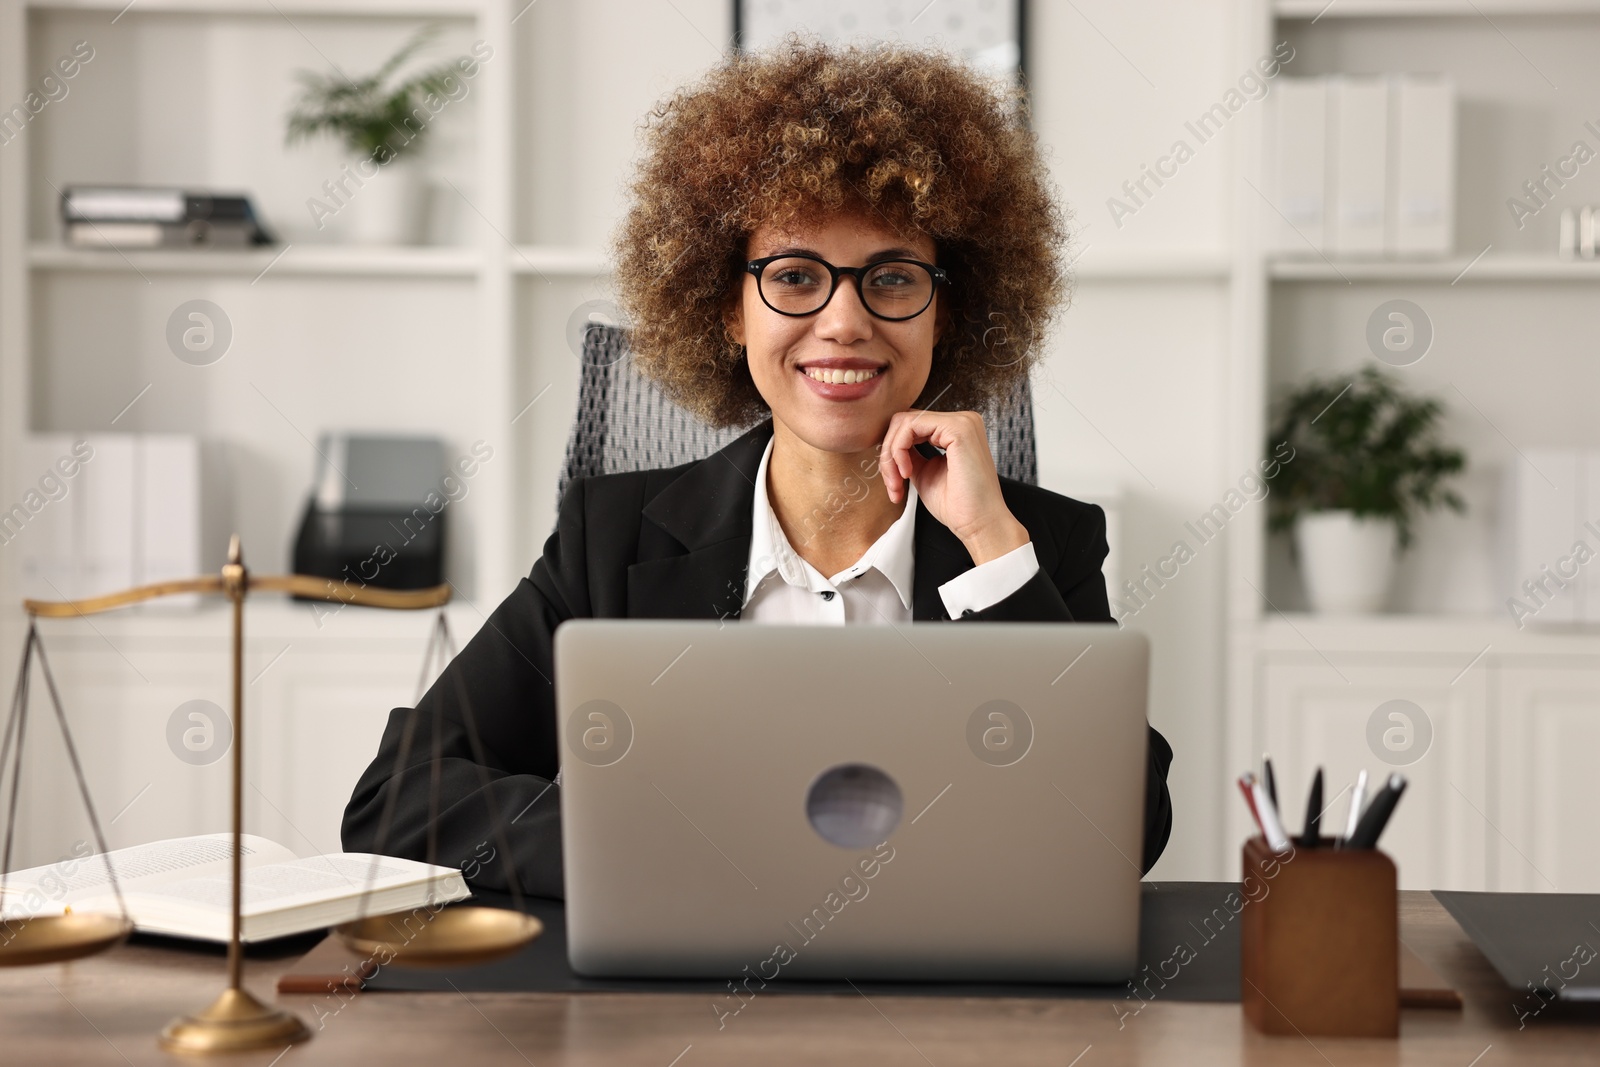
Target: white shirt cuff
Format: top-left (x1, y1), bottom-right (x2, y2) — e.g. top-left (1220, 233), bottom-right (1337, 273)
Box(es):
top-left (937, 541), bottom-right (1039, 618)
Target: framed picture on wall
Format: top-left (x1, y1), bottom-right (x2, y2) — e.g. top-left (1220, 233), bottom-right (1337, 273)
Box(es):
top-left (733, 0), bottom-right (1028, 114)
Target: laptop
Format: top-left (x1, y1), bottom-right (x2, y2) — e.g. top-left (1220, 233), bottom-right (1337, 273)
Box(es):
top-left (553, 619), bottom-right (1150, 983)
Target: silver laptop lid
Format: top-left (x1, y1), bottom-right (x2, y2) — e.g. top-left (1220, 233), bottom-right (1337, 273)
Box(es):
top-left (555, 620), bottom-right (1149, 983)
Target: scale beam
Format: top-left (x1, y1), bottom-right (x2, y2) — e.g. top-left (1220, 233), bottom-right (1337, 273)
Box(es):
top-left (24, 575), bottom-right (450, 617)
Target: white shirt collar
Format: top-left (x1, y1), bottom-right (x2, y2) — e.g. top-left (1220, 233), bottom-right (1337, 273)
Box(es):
top-left (744, 435), bottom-right (918, 611)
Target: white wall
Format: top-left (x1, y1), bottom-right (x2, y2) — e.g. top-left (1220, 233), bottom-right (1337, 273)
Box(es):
top-left (510, 0), bottom-right (1245, 879)
top-left (6, 0), bottom-right (1248, 879)
top-left (511, 0), bottom-right (739, 556)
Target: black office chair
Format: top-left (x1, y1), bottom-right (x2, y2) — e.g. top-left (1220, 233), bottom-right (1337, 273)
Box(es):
top-left (557, 324), bottom-right (1038, 506)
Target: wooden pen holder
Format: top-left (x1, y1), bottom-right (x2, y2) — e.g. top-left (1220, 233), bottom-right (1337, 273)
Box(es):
top-left (1240, 835), bottom-right (1398, 1038)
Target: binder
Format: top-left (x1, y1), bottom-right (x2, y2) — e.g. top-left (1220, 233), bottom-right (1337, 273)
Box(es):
top-left (1269, 78), bottom-right (1328, 255)
top-left (1585, 454), bottom-right (1600, 621)
top-left (1389, 76), bottom-right (1456, 256)
top-left (1501, 448), bottom-right (1587, 625)
top-left (77, 436), bottom-right (137, 599)
top-left (1329, 76), bottom-right (1389, 256)
top-left (14, 435), bottom-right (79, 602)
top-left (137, 435), bottom-right (201, 590)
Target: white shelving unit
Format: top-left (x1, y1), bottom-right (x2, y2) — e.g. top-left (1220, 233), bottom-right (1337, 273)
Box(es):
top-left (6, 0), bottom-right (1597, 885)
top-left (1224, 0), bottom-right (1600, 891)
top-left (1275, 0), bottom-right (1600, 16)
top-left (1, 0), bottom-right (569, 602)
top-left (33, 0), bottom-right (490, 14)
top-left (0, 0), bottom-right (617, 865)
top-left (1269, 254), bottom-right (1600, 281)
top-left (27, 241), bottom-right (486, 276)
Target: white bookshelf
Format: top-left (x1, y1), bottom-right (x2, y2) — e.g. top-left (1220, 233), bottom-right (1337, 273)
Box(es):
top-left (1223, 0), bottom-right (1600, 889)
top-left (1269, 254), bottom-right (1600, 281)
top-left (0, 0), bottom-right (627, 865)
top-left (38, 0), bottom-right (487, 14)
top-left (27, 241), bottom-right (486, 276)
top-left (1275, 0), bottom-right (1600, 16)
top-left (1245, 3), bottom-right (1600, 615)
top-left (1252, 612), bottom-right (1580, 654)
top-left (28, 241), bottom-right (614, 278)
top-left (0, 0), bottom-right (633, 609)
top-left (507, 245), bottom-right (613, 276)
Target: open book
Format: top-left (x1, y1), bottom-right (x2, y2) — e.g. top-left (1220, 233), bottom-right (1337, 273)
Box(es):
top-left (0, 834), bottom-right (470, 943)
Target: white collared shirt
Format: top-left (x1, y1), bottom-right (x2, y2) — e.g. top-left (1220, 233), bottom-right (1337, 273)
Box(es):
top-left (741, 436), bottom-right (1039, 624)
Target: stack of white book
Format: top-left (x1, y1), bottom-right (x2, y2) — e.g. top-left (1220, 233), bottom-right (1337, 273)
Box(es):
top-left (0, 834), bottom-right (470, 943)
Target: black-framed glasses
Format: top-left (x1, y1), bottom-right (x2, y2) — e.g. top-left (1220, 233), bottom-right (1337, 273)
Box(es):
top-left (745, 254), bottom-right (948, 322)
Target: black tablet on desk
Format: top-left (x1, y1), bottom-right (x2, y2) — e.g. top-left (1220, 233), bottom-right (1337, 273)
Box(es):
top-left (1434, 891), bottom-right (1600, 1003)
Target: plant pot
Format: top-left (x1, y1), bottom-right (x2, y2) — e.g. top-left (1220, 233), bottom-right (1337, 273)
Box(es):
top-left (1294, 511), bottom-right (1398, 614)
top-left (346, 158), bottom-right (424, 245)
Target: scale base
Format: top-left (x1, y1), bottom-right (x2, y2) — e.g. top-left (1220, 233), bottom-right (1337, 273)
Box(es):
top-left (159, 988), bottom-right (311, 1054)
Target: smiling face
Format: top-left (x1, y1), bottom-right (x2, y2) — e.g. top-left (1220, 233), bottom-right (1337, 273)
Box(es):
top-left (724, 211), bottom-right (948, 455)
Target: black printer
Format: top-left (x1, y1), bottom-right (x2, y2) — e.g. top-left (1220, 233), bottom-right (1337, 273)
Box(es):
top-left (291, 434), bottom-right (446, 591)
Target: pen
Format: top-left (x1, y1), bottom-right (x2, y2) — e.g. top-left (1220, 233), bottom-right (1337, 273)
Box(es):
top-left (1248, 772), bottom-right (1293, 853)
top-left (1262, 754), bottom-right (1279, 812)
top-left (1302, 767), bottom-right (1323, 847)
top-left (1346, 773), bottom-right (1407, 850)
top-left (1237, 772), bottom-right (1265, 838)
top-left (1338, 769), bottom-right (1369, 849)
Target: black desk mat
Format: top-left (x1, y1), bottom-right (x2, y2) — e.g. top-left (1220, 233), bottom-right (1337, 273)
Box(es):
top-left (364, 881), bottom-right (1244, 1001)
top-left (1433, 890), bottom-right (1600, 1001)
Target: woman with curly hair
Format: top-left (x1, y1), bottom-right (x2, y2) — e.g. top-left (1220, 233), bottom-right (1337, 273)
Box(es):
top-left (344, 33), bottom-right (1173, 894)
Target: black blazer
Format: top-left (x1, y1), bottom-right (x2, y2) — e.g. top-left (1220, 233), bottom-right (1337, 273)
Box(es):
top-left (342, 420), bottom-right (1174, 895)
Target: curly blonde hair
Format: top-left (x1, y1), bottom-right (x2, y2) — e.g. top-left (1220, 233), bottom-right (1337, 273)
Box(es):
top-left (609, 32), bottom-right (1073, 429)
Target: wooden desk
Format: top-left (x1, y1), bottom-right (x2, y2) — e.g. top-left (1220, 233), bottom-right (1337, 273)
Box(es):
top-left (3, 892), bottom-right (1595, 1065)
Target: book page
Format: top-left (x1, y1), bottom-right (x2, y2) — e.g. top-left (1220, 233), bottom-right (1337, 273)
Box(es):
top-left (118, 854), bottom-right (457, 916)
top-left (1, 834), bottom-right (295, 914)
top-left (72, 857), bottom-right (467, 921)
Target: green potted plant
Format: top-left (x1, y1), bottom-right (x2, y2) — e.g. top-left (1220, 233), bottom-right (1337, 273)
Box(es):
top-left (1266, 365), bottom-right (1466, 613)
top-left (285, 25), bottom-right (459, 244)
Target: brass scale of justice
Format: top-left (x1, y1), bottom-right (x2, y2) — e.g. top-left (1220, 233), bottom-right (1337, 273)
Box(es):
top-left (0, 536), bottom-right (542, 1053)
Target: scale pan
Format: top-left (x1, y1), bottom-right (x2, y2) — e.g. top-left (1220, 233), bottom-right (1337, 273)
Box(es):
top-left (0, 912), bottom-right (134, 967)
top-left (335, 906), bottom-right (542, 968)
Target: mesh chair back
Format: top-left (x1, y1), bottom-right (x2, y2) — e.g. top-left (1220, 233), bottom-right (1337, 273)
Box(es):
top-left (557, 325), bottom-right (1037, 505)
